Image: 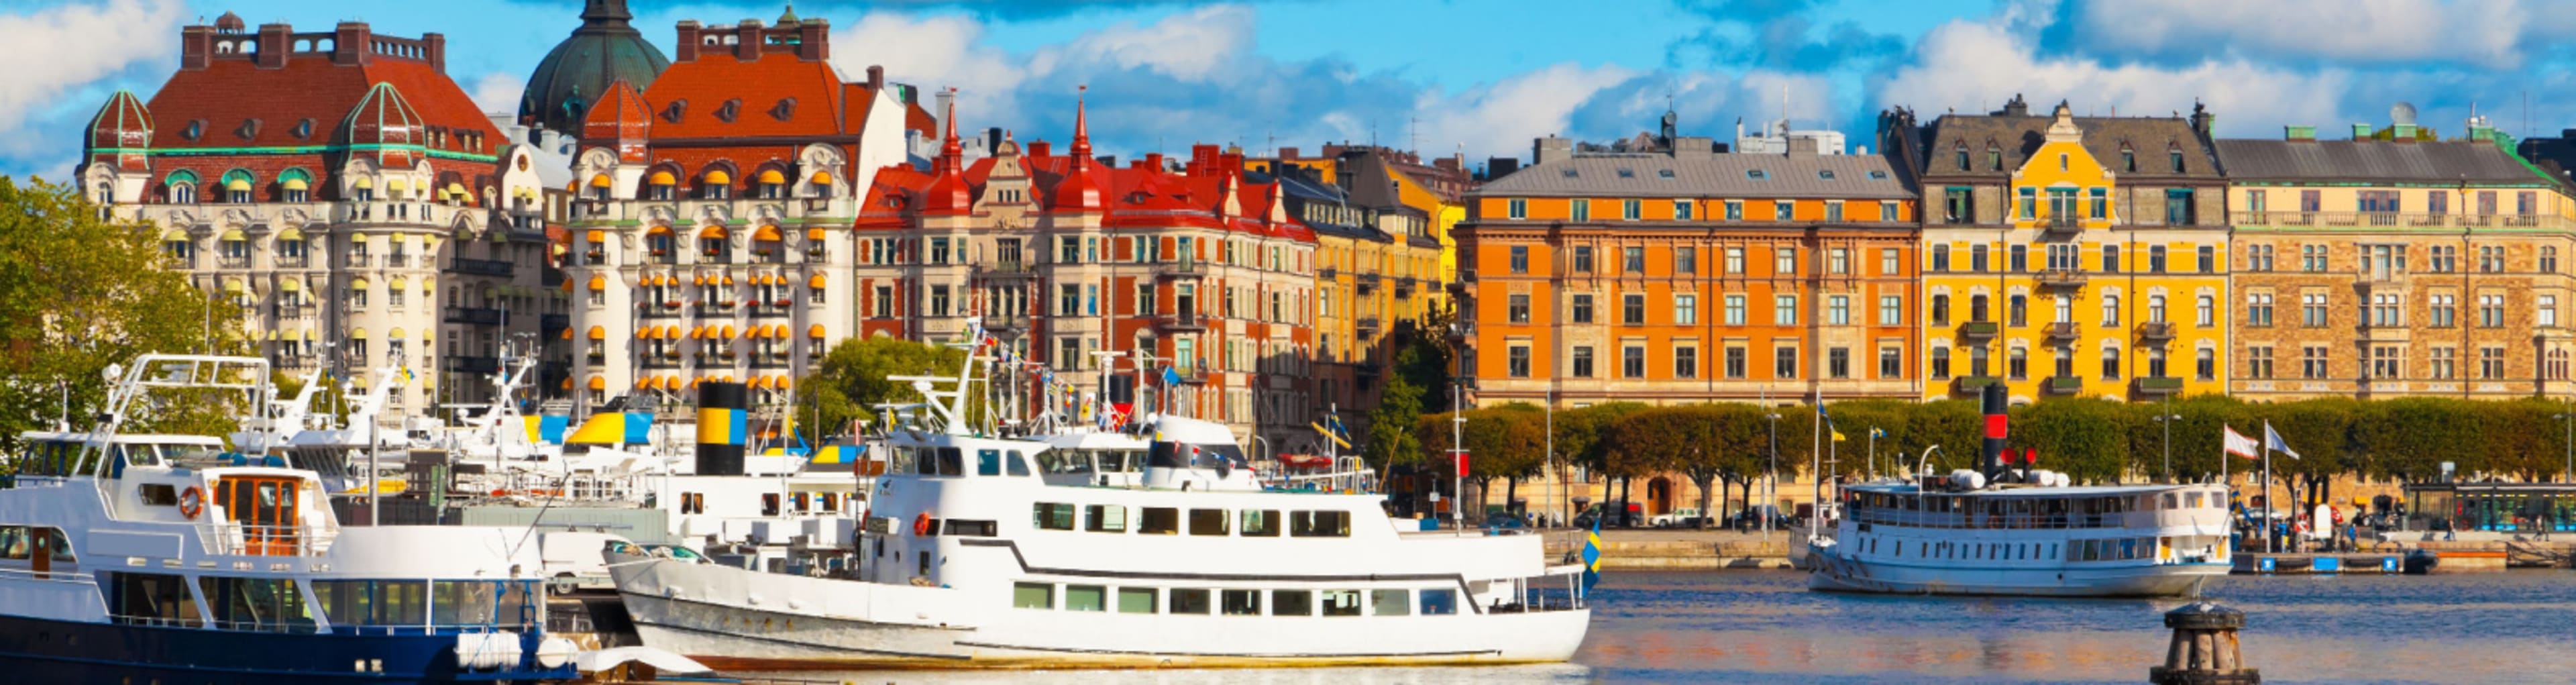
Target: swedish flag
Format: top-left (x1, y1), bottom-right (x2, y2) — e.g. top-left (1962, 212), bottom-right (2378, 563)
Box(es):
top-left (1580, 520), bottom-right (1605, 595)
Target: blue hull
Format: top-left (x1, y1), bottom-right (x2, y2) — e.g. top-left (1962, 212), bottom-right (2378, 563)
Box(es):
top-left (0, 615), bottom-right (575, 684)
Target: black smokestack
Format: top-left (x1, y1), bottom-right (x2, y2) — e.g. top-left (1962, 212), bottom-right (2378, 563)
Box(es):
top-left (696, 381), bottom-right (747, 476)
top-left (1980, 382), bottom-right (2008, 478)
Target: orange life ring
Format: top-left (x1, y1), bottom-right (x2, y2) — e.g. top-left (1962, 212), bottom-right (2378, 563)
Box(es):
top-left (178, 486), bottom-right (203, 520)
top-left (913, 513), bottom-right (932, 536)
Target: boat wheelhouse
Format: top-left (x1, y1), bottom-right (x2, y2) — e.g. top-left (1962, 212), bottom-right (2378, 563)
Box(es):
top-left (0, 355), bottom-right (578, 683)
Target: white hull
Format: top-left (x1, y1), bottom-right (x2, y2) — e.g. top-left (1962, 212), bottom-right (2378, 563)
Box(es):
top-left (612, 556), bottom-right (1589, 669)
top-left (1805, 543), bottom-right (2227, 598)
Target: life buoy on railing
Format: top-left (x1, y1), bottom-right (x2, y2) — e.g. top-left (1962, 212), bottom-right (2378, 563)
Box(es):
top-left (913, 513), bottom-right (932, 536)
top-left (178, 486), bottom-right (204, 520)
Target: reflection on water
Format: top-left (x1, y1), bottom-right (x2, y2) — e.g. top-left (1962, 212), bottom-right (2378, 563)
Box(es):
top-left (737, 570), bottom-right (2576, 684)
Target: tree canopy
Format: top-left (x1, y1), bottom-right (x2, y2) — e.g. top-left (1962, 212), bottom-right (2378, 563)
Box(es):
top-left (794, 335), bottom-right (974, 439)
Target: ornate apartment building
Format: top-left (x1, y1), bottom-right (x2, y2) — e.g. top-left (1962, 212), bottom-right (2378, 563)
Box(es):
top-left (851, 104), bottom-right (1322, 452)
top-left (78, 13), bottom-right (556, 411)
top-left (1882, 97), bottom-right (2230, 403)
top-left (1455, 125), bottom-right (1921, 408)
top-left (2218, 121), bottom-right (2576, 399)
top-left (1253, 163), bottom-right (1440, 439)
top-left (557, 14), bottom-right (928, 413)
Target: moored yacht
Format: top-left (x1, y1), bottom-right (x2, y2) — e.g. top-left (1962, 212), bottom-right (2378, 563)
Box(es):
top-left (0, 355), bottom-right (578, 682)
top-left (606, 332), bottom-right (1591, 669)
top-left (1806, 386), bottom-right (2233, 598)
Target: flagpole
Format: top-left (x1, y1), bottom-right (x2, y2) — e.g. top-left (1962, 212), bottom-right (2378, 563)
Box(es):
top-left (1868, 429), bottom-right (1877, 480)
top-left (2262, 437), bottom-right (2273, 554)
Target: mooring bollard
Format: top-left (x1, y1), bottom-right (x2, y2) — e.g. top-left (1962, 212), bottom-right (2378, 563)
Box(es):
top-left (2149, 602), bottom-right (2259, 685)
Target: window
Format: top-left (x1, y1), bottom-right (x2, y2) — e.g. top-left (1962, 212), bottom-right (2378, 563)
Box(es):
top-left (1222, 589), bottom-right (1262, 616)
top-left (1171, 589), bottom-right (1212, 615)
top-left (1623, 294), bottom-right (1645, 324)
top-left (2170, 148), bottom-right (2186, 173)
top-left (2430, 346), bottom-right (2457, 379)
top-left (1972, 245), bottom-right (1990, 272)
top-left (2369, 346), bottom-right (2402, 379)
top-left (1775, 201), bottom-right (1794, 220)
top-left (1372, 589), bottom-right (1409, 616)
top-left (1623, 246), bottom-right (1645, 272)
top-left (2301, 346), bottom-right (2330, 379)
top-left (2008, 245), bottom-right (2027, 273)
top-left (1930, 294), bottom-right (1950, 325)
top-left (2196, 295), bottom-right (2214, 327)
top-left (1509, 245), bottom-right (1529, 273)
top-left (2147, 295), bottom-right (2167, 323)
top-left (1726, 347), bottom-right (1748, 378)
top-left (1776, 248), bottom-right (1797, 274)
top-left (1825, 202), bottom-right (1845, 222)
top-left (1675, 201), bottom-right (1694, 221)
top-left (1880, 347), bottom-right (1903, 378)
top-left (1943, 188), bottom-right (1972, 223)
top-left (1084, 505), bottom-right (1128, 532)
top-left (1509, 345), bottom-right (1531, 378)
top-left (1509, 294), bottom-right (1530, 323)
top-left (2245, 346), bottom-right (2273, 380)
top-left (1571, 346), bottom-right (1594, 378)
top-left (2006, 348), bottom-right (2027, 379)
top-left (1572, 246), bottom-right (1594, 272)
top-left (1829, 248), bottom-right (1849, 274)
top-left (1775, 347), bottom-right (1799, 379)
top-left (1880, 295), bottom-right (1902, 325)
top-left (2430, 294), bottom-right (2457, 327)
top-left (2548, 247), bottom-right (2562, 274)
top-left (1622, 199), bottom-right (1642, 220)
top-left (1033, 503), bottom-right (1075, 531)
top-left (1930, 244), bottom-right (1950, 272)
top-left (1066, 585), bottom-right (1108, 612)
top-left (2017, 187), bottom-right (2036, 219)
top-left (1725, 247), bottom-right (1746, 273)
top-left (1322, 590), bottom-right (1364, 617)
top-left (2301, 293), bottom-right (2328, 327)
top-left (1118, 588), bottom-right (1158, 614)
top-left (1725, 201), bottom-right (1744, 221)
top-left (1014, 582), bottom-right (1055, 609)
top-left (1830, 348), bottom-right (1852, 379)
top-left (2544, 295), bottom-right (2560, 327)
top-left (1419, 589), bottom-right (1458, 615)
top-left (1623, 346), bottom-right (1646, 378)
top-left (2165, 189), bottom-right (2194, 225)
top-left (1881, 248), bottom-right (1900, 275)
top-left (1139, 507), bottom-right (1180, 535)
top-left (2246, 293), bottom-right (2274, 327)
top-left (1931, 347), bottom-right (1951, 379)
top-left (2430, 246), bottom-right (2456, 273)
top-left (1289, 510), bottom-right (1350, 537)
top-left (2247, 244), bottom-right (2274, 272)
top-left (1725, 295), bottom-right (1746, 325)
top-left (1507, 198), bottom-right (1527, 219)
top-left (2479, 294), bottom-right (2506, 327)
top-left (1828, 295), bottom-right (1850, 325)
top-left (2101, 348), bottom-right (2123, 380)
top-left (2102, 294), bottom-right (2121, 327)
top-left (1988, 146), bottom-right (2002, 171)
top-left (1273, 590), bottom-right (1313, 617)
top-left (1774, 295), bottom-right (1799, 325)
top-left (2480, 246), bottom-right (2506, 273)
top-left (2149, 246), bottom-right (2167, 273)
top-left (1675, 295), bottom-right (1697, 325)
top-left (2301, 245), bottom-right (2328, 272)
top-left (2481, 346), bottom-right (2507, 379)
top-left (1676, 247), bottom-right (1698, 274)
top-left (2008, 295), bottom-right (2027, 326)
top-left (2369, 293), bottom-right (2403, 327)
top-left (1571, 200), bottom-right (1590, 222)
top-left (2102, 245), bottom-right (2121, 273)
top-left (1676, 346), bottom-right (1699, 378)
top-left (1570, 294), bottom-right (1594, 323)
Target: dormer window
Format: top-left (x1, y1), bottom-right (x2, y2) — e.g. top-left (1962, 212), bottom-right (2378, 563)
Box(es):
top-left (769, 98), bottom-right (796, 121)
top-left (182, 119), bottom-right (205, 141)
top-left (2119, 144), bottom-right (2136, 172)
top-left (1560, 168), bottom-right (1578, 178)
top-left (2169, 145), bottom-right (2185, 172)
top-left (292, 118), bottom-right (315, 140)
top-left (661, 100), bottom-right (687, 124)
top-left (1616, 168), bottom-right (1635, 178)
top-left (1746, 170), bottom-right (1768, 180)
top-left (714, 99), bottom-right (741, 123)
top-left (1986, 145), bottom-right (2002, 171)
top-left (1818, 170), bottom-right (1836, 180)
top-left (234, 119), bottom-right (261, 140)
top-left (1868, 170), bottom-right (1889, 180)
top-left (1953, 142), bottom-right (1968, 170)
top-left (1657, 169), bottom-right (1676, 178)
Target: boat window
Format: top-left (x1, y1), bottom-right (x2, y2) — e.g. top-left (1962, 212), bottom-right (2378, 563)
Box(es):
top-left (977, 450), bottom-right (1003, 476)
top-left (943, 519), bottom-right (998, 536)
top-left (106, 572), bottom-right (203, 628)
top-left (2163, 493), bottom-right (2179, 510)
top-left (123, 443), bottom-right (164, 467)
top-left (1033, 503), bottom-right (1076, 531)
top-left (1289, 510), bottom-right (1350, 537)
top-left (1239, 509), bottom-right (1281, 537)
top-left (1007, 451), bottom-right (1032, 477)
top-left (1272, 590), bottom-right (1313, 616)
top-left (761, 493), bottom-right (781, 517)
top-left (1171, 588), bottom-right (1212, 615)
top-left (433, 580), bottom-right (498, 627)
top-left (1370, 589), bottom-right (1409, 616)
top-left (1127, 451), bottom-right (1147, 472)
top-left (1320, 590), bottom-right (1362, 617)
top-left (1419, 588), bottom-right (1458, 615)
top-left (1188, 509), bottom-right (1230, 536)
top-left (1117, 587), bottom-right (1158, 613)
top-left (1065, 584), bottom-right (1107, 612)
top-left (1039, 450), bottom-right (1093, 474)
top-left (894, 447), bottom-right (918, 474)
top-left (197, 576), bottom-right (315, 631)
top-left (1085, 505), bottom-right (1128, 532)
top-left (1220, 589), bottom-right (1262, 616)
top-left (1139, 507), bottom-right (1181, 535)
top-left (936, 448), bottom-right (962, 476)
top-left (0, 526), bottom-right (24, 559)
top-left (1013, 582), bottom-right (1054, 609)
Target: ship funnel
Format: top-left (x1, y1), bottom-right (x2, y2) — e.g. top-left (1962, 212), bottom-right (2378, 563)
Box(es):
top-left (696, 381), bottom-right (748, 476)
top-left (1980, 382), bottom-right (2008, 480)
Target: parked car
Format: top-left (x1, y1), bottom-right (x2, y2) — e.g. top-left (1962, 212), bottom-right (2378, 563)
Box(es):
top-left (1481, 513), bottom-right (1534, 531)
top-left (1650, 507), bottom-right (1710, 528)
top-left (1574, 502), bottom-right (1644, 529)
top-left (1727, 505), bottom-right (1794, 531)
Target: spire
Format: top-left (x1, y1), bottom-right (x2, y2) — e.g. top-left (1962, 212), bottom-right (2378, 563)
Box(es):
top-left (922, 88), bottom-right (974, 215)
top-left (777, 2), bottom-right (800, 25)
top-left (1069, 85), bottom-right (1093, 161)
top-left (940, 87), bottom-right (963, 164)
top-left (1051, 85), bottom-right (1105, 212)
top-left (582, 0), bottom-right (635, 24)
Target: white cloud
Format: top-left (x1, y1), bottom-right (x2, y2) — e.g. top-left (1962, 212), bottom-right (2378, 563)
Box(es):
top-left (467, 72), bottom-right (525, 117)
top-left (0, 0), bottom-right (185, 176)
top-left (2072, 0), bottom-right (2529, 69)
top-left (1036, 5), bottom-right (1253, 83)
top-left (1876, 18), bottom-right (2347, 136)
top-left (831, 11), bottom-right (1032, 119)
top-left (1411, 63), bottom-right (1640, 158)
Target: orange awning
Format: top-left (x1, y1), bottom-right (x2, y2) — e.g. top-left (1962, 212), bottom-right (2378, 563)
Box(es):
top-left (588, 325), bottom-right (607, 340)
top-left (648, 170), bottom-right (676, 186)
top-left (756, 169), bottom-right (786, 185)
top-left (808, 273), bottom-right (826, 289)
top-left (586, 229), bottom-right (604, 245)
top-left (559, 327), bottom-right (572, 339)
top-left (586, 274), bottom-right (606, 291)
top-left (586, 376), bottom-right (607, 390)
top-left (808, 324), bottom-right (826, 338)
top-left (702, 169), bottom-right (732, 185)
top-left (806, 227), bottom-right (827, 242)
top-left (753, 225), bottom-right (782, 242)
top-left (721, 325), bottom-right (739, 339)
top-left (589, 174), bottom-right (612, 189)
top-left (809, 170), bottom-right (833, 186)
top-left (772, 376), bottom-right (793, 391)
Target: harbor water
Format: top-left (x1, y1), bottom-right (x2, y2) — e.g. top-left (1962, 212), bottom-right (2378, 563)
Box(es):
top-left (738, 570), bottom-right (2576, 684)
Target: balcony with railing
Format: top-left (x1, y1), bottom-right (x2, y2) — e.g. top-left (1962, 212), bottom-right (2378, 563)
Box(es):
top-left (2134, 376), bottom-right (2185, 396)
top-left (2233, 211), bottom-right (2567, 229)
top-left (443, 307), bottom-right (503, 325)
top-left (1957, 321), bottom-right (2000, 340)
top-left (2044, 375), bottom-right (2084, 394)
top-left (344, 253), bottom-right (372, 268)
top-left (2137, 321), bottom-right (2176, 343)
top-left (384, 254), bottom-right (411, 268)
top-left (1951, 375), bottom-right (2000, 394)
top-left (217, 254), bottom-right (251, 269)
top-left (274, 254), bottom-right (309, 269)
top-left (979, 260), bottom-right (1042, 279)
top-left (445, 258), bottom-right (514, 278)
top-left (2037, 268), bottom-right (2088, 288)
top-left (2044, 321), bottom-right (2081, 341)
top-left (1157, 313), bottom-right (1208, 331)
top-left (1356, 317), bottom-right (1382, 335)
top-left (984, 313), bottom-right (1029, 331)
top-left (1155, 260), bottom-right (1209, 279)
top-left (2040, 216), bottom-right (2082, 235)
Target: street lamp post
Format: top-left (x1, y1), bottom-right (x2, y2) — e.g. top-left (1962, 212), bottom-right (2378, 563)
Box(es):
top-left (1764, 407), bottom-right (1780, 541)
top-left (2151, 405), bottom-right (2182, 484)
top-left (2556, 402), bottom-right (2573, 484)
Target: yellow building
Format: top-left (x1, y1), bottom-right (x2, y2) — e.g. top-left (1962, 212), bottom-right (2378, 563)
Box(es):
top-left (1883, 98), bottom-right (2230, 402)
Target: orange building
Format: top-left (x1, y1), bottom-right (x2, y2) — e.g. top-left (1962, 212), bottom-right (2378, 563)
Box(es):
top-left (1454, 133), bottom-right (1921, 407)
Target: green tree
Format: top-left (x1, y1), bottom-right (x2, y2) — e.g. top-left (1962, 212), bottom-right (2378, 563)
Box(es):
top-left (0, 177), bottom-right (249, 447)
top-left (795, 336), bottom-right (973, 440)
top-left (1362, 374), bottom-right (1425, 468)
top-left (1462, 405), bottom-right (1548, 513)
top-left (2354, 398), bottom-right (2482, 482)
top-left (2012, 399), bottom-right (2133, 484)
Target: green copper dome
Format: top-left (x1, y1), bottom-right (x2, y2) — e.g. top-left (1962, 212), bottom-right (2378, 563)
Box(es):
top-left (520, 0), bottom-right (670, 136)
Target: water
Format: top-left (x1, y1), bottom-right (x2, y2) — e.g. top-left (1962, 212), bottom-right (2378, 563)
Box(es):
top-left (737, 570), bottom-right (2576, 684)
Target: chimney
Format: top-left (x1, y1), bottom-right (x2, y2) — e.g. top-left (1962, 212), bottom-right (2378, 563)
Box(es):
top-left (1027, 140), bottom-right (1051, 158)
top-left (1190, 144), bottom-right (1220, 174)
top-left (1144, 152), bottom-right (1166, 171)
top-left (932, 88), bottom-right (954, 138)
top-left (2284, 125), bottom-right (2315, 142)
top-left (798, 18), bottom-right (828, 61)
top-left (866, 64), bottom-right (885, 91)
top-left (422, 33), bottom-right (445, 72)
top-left (2352, 123), bottom-right (2375, 140)
top-left (2188, 103), bottom-right (2216, 138)
top-left (735, 20), bottom-right (762, 60)
top-left (674, 20), bottom-right (701, 62)
top-left (2392, 124), bottom-right (2418, 142)
top-left (1533, 136), bottom-right (1573, 166)
top-left (181, 24), bottom-right (212, 70)
top-left (1279, 146), bottom-right (1299, 159)
top-left (1485, 156), bottom-right (1520, 180)
top-left (332, 22), bottom-right (371, 66)
top-left (255, 23), bottom-right (289, 68)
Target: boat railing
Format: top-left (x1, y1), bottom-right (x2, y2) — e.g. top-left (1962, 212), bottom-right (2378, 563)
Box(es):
top-left (1849, 508), bottom-right (2157, 531)
top-left (196, 523), bottom-right (339, 557)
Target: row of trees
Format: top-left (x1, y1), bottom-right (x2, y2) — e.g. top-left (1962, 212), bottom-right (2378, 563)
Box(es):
top-left (1377, 394), bottom-right (2576, 518)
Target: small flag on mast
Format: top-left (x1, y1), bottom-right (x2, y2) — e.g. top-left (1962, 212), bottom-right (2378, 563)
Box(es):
top-left (2224, 425), bottom-right (2259, 460)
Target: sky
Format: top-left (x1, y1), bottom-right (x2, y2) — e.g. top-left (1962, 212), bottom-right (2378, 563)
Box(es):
top-left (10, 0), bottom-right (2576, 181)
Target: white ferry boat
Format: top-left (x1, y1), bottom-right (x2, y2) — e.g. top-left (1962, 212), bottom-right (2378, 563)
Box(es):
top-left (605, 335), bottom-right (1591, 669)
top-left (0, 355), bottom-right (579, 682)
top-left (1805, 386), bottom-right (2232, 597)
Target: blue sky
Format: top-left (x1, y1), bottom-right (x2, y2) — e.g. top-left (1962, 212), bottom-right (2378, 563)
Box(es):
top-left (9, 0), bottom-right (2576, 180)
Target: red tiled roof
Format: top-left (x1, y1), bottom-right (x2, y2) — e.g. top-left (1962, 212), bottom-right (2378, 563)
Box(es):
top-left (636, 52), bottom-right (847, 140)
top-left (144, 56), bottom-right (496, 154)
top-left (582, 79), bottom-right (653, 160)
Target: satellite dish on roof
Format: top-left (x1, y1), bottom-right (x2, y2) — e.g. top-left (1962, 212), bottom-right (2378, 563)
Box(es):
top-left (2392, 102), bottom-right (2419, 126)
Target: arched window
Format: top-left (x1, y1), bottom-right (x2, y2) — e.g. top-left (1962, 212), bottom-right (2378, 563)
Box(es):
top-left (698, 168), bottom-right (734, 200)
top-left (753, 168), bottom-right (788, 199)
top-left (645, 168), bottom-right (678, 201)
top-left (1931, 294), bottom-right (1950, 325)
top-left (219, 169), bottom-right (255, 203)
top-left (2008, 295), bottom-right (2028, 326)
top-left (2148, 295), bottom-right (2167, 323)
top-left (2102, 294), bottom-right (2122, 327)
top-left (1969, 294), bottom-right (1990, 322)
top-left (164, 170), bottom-right (200, 205)
top-left (1931, 347), bottom-right (1951, 379)
top-left (278, 168), bottom-right (313, 203)
top-left (2100, 346), bottom-right (2123, 380)
top-left (2008, 347), bottom-right (2028, 379)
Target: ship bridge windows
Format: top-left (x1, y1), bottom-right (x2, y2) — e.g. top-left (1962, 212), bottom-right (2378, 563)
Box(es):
top-left (1188, 509), bottom-right (1230, 535)
top-left (943, 519), bottom-right (998, 536)
top-left (1321, 590), bottom-right (1364, 616)
top-left (1371, 588), bottom-right (1409, 616)
top-left (1419, 588), bottom-right (1458, 615)
top-left (1289, 510), bottom-right (1351, 537)
top-left (1085, 505), bottom-right (1128, 532)
top-left (1066, 584), bottom-right (1108, 612)
top-left (1240, 509), bottom-right (1281, 537)
top-left (1273, 589), bottom-right (1313, 616)
top-left (198, 576), bottom-right (315, 631)
top-left (1171, 588), bottom-right (1212, 614)
top-left (432, 580), bottom-right (535, 629)
top-left (312, 579), bottom-right (429, 630)
top-left (1221, 589), bottom-right (1262, 615)
top-left (105, 572), bottom-right (203, 628)
top-left (1034, 503), bottom-right (1077, 530)
top-left (1140, 507), bottom-right (1181, 535)
top-left (1014, 582), bottom-right (1053, 609)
